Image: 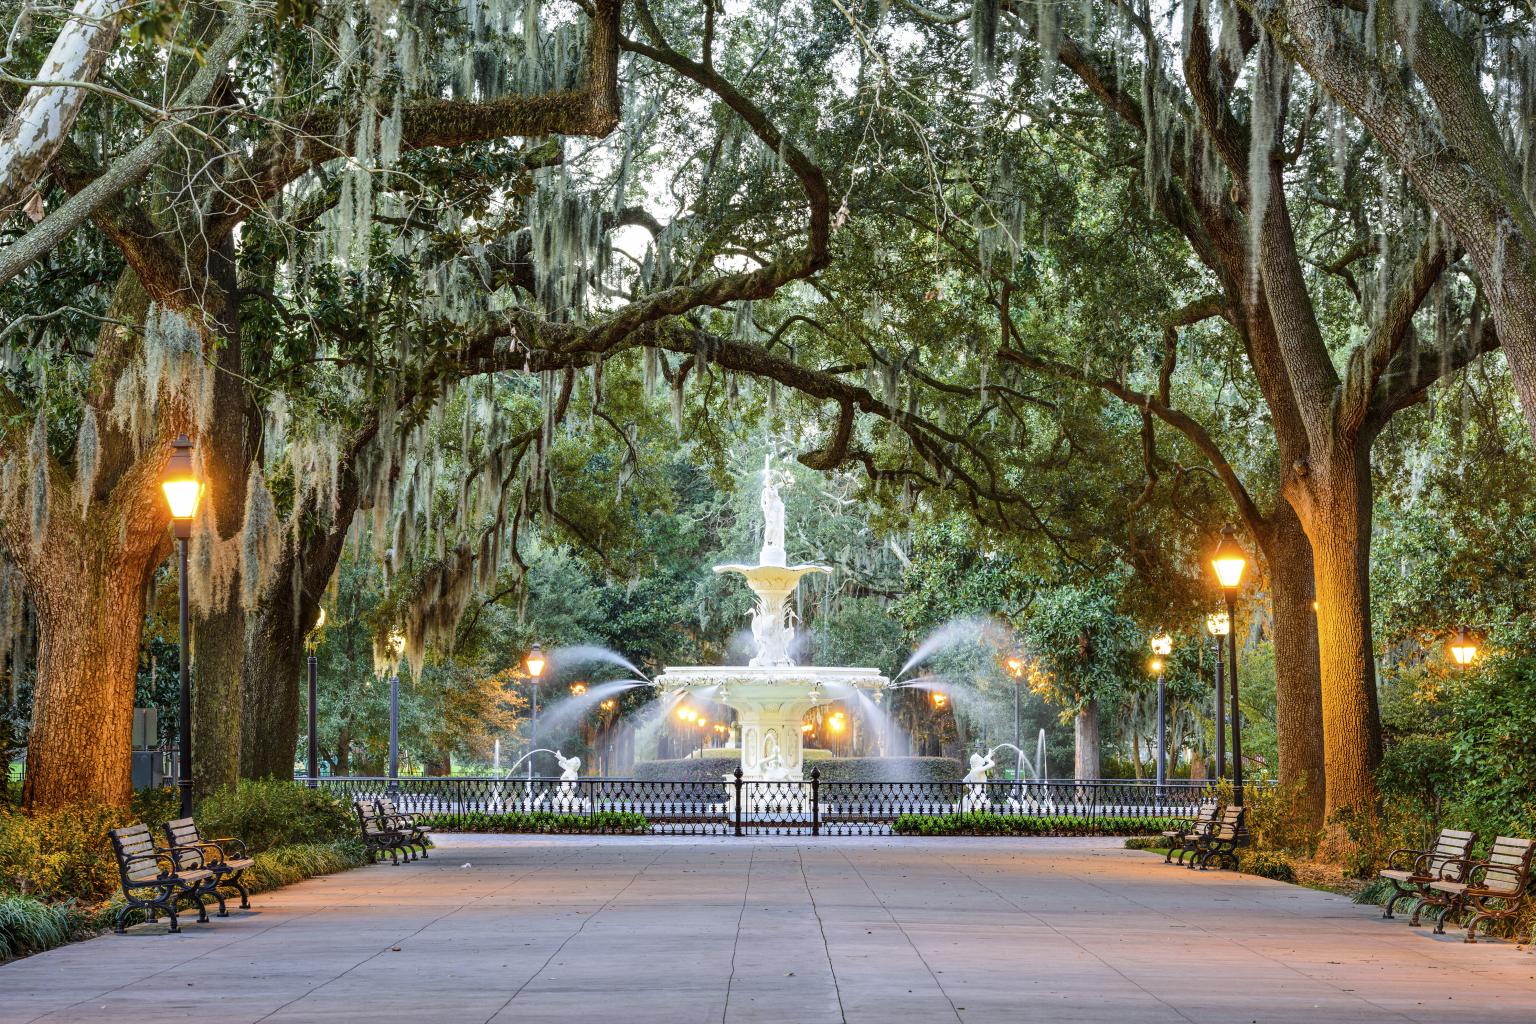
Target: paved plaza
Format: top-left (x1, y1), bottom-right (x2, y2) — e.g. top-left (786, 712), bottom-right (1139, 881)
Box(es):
top-left (3, 834), bottom-right (1533, 1023)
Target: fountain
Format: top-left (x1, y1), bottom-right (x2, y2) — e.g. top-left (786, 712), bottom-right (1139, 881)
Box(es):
top-left (655, 455), bottom-right (889, 783)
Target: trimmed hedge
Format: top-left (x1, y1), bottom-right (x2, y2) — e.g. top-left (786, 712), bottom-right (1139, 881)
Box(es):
top-left (892, 813), bottom-right (1179, 837)
top-left (632, 755), bottom-right (963, 783)
top-left (195, 780), bottom-right (358, 854)
top-left (422, 810), bottom-right (648, 833)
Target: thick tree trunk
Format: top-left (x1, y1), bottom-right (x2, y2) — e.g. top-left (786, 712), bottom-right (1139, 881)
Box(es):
top-left (240, 576), bottom-right (303, 779)
top-left (23, 555), bottom-right (153, 809)
top-left (1291, 442), bottom-right (1383, 822)
top-left (1074, 700), bottom-right (1100, 780)
top-left (1264, 504), bottom-right (1327, 827)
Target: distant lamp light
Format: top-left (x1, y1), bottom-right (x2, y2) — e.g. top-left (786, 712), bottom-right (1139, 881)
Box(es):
top-left (570, 682), bottom-right (588, 696)
top-left (525, 643), bottom-right (546, 679)
top-left (1148, 657), bottom-right (1165, 675)
top-left (1150, 633), bottom-right (1173, 656)
top-left (931, 691), bottom-right (948, 709)
top-left (600, 699), bottom-right (617, 711)
top-left (1448, 628), bottom-right (1479, 668)
top-left (829, 713), bottom-right (846, 733)
top-left (1204, 612), bottom-right (1230, 637)
top-left (1004, 653), bottom-right (1025, 678)
top-left (801, 721), bottom-right (814, 734)
top-left (1211, 524), bottom-right (1249, 591)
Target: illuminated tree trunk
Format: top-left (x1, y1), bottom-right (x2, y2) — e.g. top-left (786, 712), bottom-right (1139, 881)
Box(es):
top-left (1263, 505), bottom-right (1327, 826)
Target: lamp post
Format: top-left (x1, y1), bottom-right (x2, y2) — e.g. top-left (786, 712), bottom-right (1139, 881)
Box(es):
top-left (1149, 633), bottom-right (1172, 792)
top-left (385, 629), bottom-right (405, 795)
top-left (160, 435), bottom-right (202, 817)
top-left (1004, 651), bottom-right (1025, 760)
top-left (1205, 612), bottom-right (1230, 780)
top-left (1210, 525), bottom-right (1249, 807)
top-left (524, 643), bottom-right (545, 776)
top-left (1448, 628), bottom-right (1479, 670)
top-left (306, 607), bottom-right (325, 786)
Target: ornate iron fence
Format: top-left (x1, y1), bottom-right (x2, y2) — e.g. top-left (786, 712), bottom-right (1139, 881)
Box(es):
top-left (313, 772), bottom-right (1231, 837)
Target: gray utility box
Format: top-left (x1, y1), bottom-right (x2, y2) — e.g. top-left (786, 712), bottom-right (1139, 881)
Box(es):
top-left (131, 708), bottom-right (164, 789)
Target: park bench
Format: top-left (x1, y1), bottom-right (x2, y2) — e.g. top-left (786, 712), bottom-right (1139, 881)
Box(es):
top-left (1376, 827), bottom-right (1477, 920)
top-left (354, 799), bottom-right (410, 864)
top-left (376, 797), bottom-right (432, 859)
top-left (1425, 836), bottom-right (1536, 943)
top-left (1186, 805), bottom-right (1245, 870)
top-left (108, 823), bottom-right (212, 934)
top-left (161, 817), bottom-right (255, 916)
top-left (1163, 800), bottom-right (1219, 865)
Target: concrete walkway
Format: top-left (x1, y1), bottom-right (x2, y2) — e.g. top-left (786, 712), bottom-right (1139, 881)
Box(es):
top-left (3, 835), bottom-right (1533, 1023)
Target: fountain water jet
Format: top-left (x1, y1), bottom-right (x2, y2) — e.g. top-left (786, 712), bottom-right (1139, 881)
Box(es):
top-left (656, 456), bottom-right (888, 782)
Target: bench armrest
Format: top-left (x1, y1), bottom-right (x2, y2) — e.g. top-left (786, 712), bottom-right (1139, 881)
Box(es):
top-left (1383, 847), bottom-right (1427, 874)
top-left (204, 837), bottom-right (249, 860)
top-left (1434, 856), bottom-right (1477, 881)
top-left (120, 851), bottom-right (179, 883)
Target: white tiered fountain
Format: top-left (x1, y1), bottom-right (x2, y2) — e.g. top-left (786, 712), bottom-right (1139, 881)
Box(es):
top-left (656, 457), bottom-right (888, 783)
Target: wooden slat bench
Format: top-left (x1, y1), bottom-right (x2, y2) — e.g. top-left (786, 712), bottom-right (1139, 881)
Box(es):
top-left (108, 823), bottom-right (211, 934)
top-left (1426, 836), bottom-right (1536, 943)
top-left (1163, 800), bottom-right (1218, 865)
top-left (376, 797), bottom-right (432, 860)
top-left (354, 799), bottom-right (410, 864)
top-left (162, 817), bottom-right (255, 916)
top-left (1186, 805), bottom-right (1245, 870)
top-left (1377, 828), bottom-right (1477, 920)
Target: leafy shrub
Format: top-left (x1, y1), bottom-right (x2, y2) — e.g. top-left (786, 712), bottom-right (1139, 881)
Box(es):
top-left (1243, 777), bottom-right (1321, 859)
top-left (633, 757), bottom-right (740, 782)
top-left (1123, 836), bottom-right (1164, 850)
top-left (130, 787), bottom-right (180, 830)
top-left (891, 813), bottom-right (1177, 836)
top-left (195, 780), bottom-right (357, 854)
top-left (1243, 850), bottom-right (1298, 883)
top-left (814, 757), bottom-right (963, 783)
top-left (422, 811), bottom-right (648, 833)
top-left (0, 802), bottom-right (129, 903)
top-left (0, 894), bottom-right (76, 960)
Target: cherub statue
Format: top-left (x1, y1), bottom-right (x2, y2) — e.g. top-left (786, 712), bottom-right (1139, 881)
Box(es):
top-left (556, 752), bottom-right (581, 784)
top-left (960, 751), bottom-right (996, 812)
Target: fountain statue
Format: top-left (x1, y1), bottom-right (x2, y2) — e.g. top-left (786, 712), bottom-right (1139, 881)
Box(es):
top-left (656, 456), bottom-right (889, 783)
top-left (552, 751), bottom-right (590, 811)
top-left (960, 751), bottom-right (996, 812)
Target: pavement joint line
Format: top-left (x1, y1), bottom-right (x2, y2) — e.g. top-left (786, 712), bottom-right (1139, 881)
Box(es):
top-left (932, 849), bottom-right (1203, 1024)
top-left (19, 903), bottom-right (334, 1024)
top-left (252, 841), bottom-right (596, 1024)
top-left (479, 845), bottom-right (670, 1024)
top-left (833, 845), bottom-right (965, 1023)
top-left (796, 844), bottom-right (847, 1024)
top-left (720, 845), bottom-right (758, 1024)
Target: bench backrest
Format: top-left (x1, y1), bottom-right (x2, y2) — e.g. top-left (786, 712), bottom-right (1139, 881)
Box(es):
top-left (109, 823), bottom-right (165, 885)
top-left (1212, 805), bottom-right (1244, 840)
top-left (377, 797), bottom-right (402, 816)
top-left (354, 799), bottom-right (389, 835)
top-left (162, 817), bottom-right (204, 871)
top-left (1480, 836), bottom-right (1536, 896)
top-left (1426, 828), bottom-right (1477, 880)
top-left (1193, 801), bottom-right (1218, 823)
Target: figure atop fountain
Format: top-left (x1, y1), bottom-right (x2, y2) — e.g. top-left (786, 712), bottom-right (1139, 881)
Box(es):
top-left (760, 454), bottom-right (787, 567)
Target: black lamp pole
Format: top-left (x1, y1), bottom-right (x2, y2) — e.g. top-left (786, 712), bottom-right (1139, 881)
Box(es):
top-left (306, 649), bottom-right (319, 786)
top-left (175, 527), bottom-right (192, 817)
top-left (388, 669), bottom-right (400, 795)
top-left (1213, 631), bottom-right (1226, 780)
top-left (1225, 592), bottom-right (1244, 806)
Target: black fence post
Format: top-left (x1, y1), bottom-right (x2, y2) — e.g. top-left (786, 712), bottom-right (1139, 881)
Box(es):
top-left (811, 767), bottom-right (821, 837)
top-left (733, 767), bottom-right (744, 837)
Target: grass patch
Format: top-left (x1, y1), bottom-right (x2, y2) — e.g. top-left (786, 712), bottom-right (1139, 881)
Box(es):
top-left (422, 810), bottom-right (649, 834)
top-left (891, 813), bottom-right (1179, 836)
top-left (0, 894), bottom-right (75, 960)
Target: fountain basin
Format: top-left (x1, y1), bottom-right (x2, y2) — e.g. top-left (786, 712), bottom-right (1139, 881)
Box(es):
top-left (656, 665), bottom-right (888, 782)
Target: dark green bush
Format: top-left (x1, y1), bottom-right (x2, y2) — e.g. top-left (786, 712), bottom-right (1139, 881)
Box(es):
top-left (891, 813), bottom-right (1177, 836)
top-left (1123, 836), bottom-right (1165, 850)
top-left (814, 757), bottom-right (963, 783)
top-left (422, 810), bottom-right (648, 833)
top-left (195, 780), bottom-right (358, 854)
top-left (1243, 850), bottom-right (1298, 883)
top-left (633, 758), bottom-right (740, 782)
top-left (0, 894), bottom-right (75, 960)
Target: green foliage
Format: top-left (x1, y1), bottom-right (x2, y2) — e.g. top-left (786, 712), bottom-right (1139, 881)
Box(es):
top-left (130, 787), bottom-right (180, 829)
top-left (421, 811), bottom-right (648, 833)
top-left (0, 894), bottom-right (75, 961)
top-left (1122, 836), bottom-right (1165, 850)
top-left (1443, 656), bottom-right (1536, 841)
top-left (814, 757), bottom-right (963, 783)
top-left (633, 758), bottom-right (740, 783)
top-left (1024, 576), bottom-right (1142, 713)
top-left (194, 780), bottom-right (358, 855)
top-left (0, 802), bottom-right (129, 902)
top-left (892, 813), bottom-right (1177, 836)
top-left (1242, 850), bottom-right (1298, 884)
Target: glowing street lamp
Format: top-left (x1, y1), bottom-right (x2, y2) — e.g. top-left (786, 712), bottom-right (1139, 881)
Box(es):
top-left (386, 629), bottom-right (405, 794)
top-left (524, 643), bottom-right (546, 771)
top-left (1004, 650), bottom-right (1026, 753)
top-left (305, 607), bottom-right (326, 787)
top-left (1448, 628), bottom-right (1479, 669)
top-left (1210, 524), bottom-right (1249, 807)
top-left (161, 435), bottom-right (202, 817)
top-left (1205, 612), bottom-right (1231, 781)
top-left (930, 690), bottom-right (948, 709)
